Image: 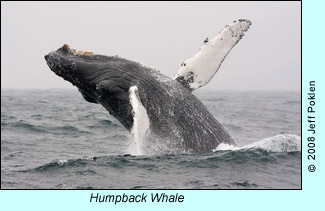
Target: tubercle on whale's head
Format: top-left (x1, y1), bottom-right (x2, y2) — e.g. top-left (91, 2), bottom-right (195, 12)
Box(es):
top-left (61, 43), bottom-right (70, 51)
top-left (59, 44), bottom-right (94, 56)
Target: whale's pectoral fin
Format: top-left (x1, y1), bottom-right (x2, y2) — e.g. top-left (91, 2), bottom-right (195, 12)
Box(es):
top-left (173, 19), bottom-right (252, 91)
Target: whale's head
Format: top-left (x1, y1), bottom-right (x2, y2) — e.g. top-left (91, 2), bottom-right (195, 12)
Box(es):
top-left (45, 44), bottom-right (138, 129)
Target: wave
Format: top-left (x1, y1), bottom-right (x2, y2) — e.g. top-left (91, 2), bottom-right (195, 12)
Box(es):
top-left (214, 134), bottom-right (301, 152)
top-left (21, 134), bottom-right (300, 174)
top-left (87, 119), bottom-right (121, 129)
top-left (2, 121), bottom-right (48, 133)
top-left (282, 100), bottom-right (301, 105)
top-left (33, 159), bottom-right (86, 171)
top-left (28, 146), bottom-right (300, 174)
top-left (2, 120), bottom-right (92, 135)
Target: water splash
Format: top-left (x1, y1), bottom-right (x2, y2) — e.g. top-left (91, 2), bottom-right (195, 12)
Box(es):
top-left (58, 159), bottom-right (68, 165)
top-left (214, 143), bottom-right (239, 151)
top-left (243, 134), bottom-right (301, 152)
top-left (214, 134), bottom-right (301, 152)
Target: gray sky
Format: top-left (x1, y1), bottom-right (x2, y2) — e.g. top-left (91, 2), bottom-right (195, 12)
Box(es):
top-left (1, 1), bottom-right (301, 90)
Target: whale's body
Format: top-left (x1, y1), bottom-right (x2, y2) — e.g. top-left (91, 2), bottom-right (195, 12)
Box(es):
top-left (45, 19), bottom-right (251, 153)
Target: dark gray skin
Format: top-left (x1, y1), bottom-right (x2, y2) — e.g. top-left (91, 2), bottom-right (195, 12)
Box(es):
top-left (45, 44), bottom-right (235, 153)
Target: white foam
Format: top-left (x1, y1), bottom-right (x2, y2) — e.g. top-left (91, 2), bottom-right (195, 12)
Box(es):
top-left (243, 134), bottom-right (301, 152)
top-left (57, 159), bottom-right (67, 165)
top-left (213, 143), bottom-right (239, 151)
top-left (128, 86), bottom-right (150, 155)
top-left (213, 134), bottom-right (301, 153)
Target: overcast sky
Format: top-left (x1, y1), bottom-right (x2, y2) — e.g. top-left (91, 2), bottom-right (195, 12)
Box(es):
top-left (1, 1), bottom-right (301, 90)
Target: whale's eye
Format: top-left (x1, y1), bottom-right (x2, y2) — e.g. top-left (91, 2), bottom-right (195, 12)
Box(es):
top-left (96, 81), bottom-right (109, 97)
top-left (96, 82), bottom-right (105, 91)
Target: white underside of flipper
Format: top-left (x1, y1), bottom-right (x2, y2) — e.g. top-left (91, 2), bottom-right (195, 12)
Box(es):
top-left (173, 19), bottom-right (252, 90)
top-left (129, 86), bottom-right (150, 155)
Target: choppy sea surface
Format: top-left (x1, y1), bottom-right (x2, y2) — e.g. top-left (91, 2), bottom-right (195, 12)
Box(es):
top-left (1, 89), bottom-right (301, 189)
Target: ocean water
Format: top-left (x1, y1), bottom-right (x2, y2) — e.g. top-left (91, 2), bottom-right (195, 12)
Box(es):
top-left (1, 89), bottom-right (301, 189)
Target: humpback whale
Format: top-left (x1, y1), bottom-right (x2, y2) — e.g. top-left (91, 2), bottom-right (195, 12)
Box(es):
top-left (45, 19), bottom-right (251, 154)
